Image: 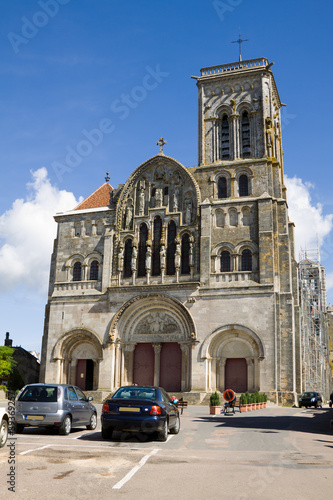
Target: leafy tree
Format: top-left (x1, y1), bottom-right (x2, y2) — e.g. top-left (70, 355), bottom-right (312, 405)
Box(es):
top-left (0, 346), bottom-right (16, 378)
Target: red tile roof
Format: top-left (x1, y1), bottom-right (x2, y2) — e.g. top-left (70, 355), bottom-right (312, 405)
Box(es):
top-left (74, 182), bottom-right (113, 210)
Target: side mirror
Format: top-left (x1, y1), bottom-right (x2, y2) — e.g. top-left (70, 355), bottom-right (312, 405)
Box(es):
top-left (88, 396), bottom-right (93, 401)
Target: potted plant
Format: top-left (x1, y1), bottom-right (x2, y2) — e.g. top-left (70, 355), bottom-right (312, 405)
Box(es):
top-left (254, 391), bottom-right (260, 409)
top-left (245, 392), bottom-right (252, 411)
top-left (239, 393), bottom-right (247, 412)
top-left (262, 393), bottom-right (267, 408)
top-left (209, 391), bottom-right (221, 415)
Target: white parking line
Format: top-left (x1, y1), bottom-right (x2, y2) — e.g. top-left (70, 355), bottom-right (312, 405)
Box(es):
top-left (112, 448), bottom-right (159, 490)
top-left (19, 445), bottom-right (51, 455)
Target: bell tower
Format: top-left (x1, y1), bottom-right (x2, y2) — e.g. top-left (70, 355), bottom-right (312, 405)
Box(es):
top-left (194, 57), bottom-right (283, 179)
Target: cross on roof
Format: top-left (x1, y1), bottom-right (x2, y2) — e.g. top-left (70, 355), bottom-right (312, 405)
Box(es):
top-left (231, 29), bottom-right (248, 62)
top-left (105, 171), bottom-right (110, 182)
top-left (156, 137), bottom-right (167, 154)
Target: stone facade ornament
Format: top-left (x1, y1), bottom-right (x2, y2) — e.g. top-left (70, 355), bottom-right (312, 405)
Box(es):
top-left (155, 188), bottom-right (163, 208)
top-left (118, 242), bottom-right (124, 272)
top-left (136, 311), bottom-right (178, 335)
top-left (131, 244), bottom-right (138, 272)
top-left (138, 185), bottom-right (145, 215)
top-left (184, 198), bottom-right (193, 224)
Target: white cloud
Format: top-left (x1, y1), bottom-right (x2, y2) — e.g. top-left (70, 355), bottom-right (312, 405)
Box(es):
top-left (0, 168), bottom-right (81, 294)
top-left (285, 175), bottom-right (333, 261)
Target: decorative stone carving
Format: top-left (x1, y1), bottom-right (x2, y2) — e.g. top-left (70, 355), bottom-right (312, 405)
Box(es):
top-left (131, 244), bottom-right (138, 272)
top-left (138, 184), bottom-right (145, 215)
top-left (155, 188), bottom-right (163, 208)
top-left (172, 188), bottom-right (179, 212)
top-left (160, 244), bottom-right (166, 269)
top-left (145, 243), bottom-right (152, 271)
top-left (136, 312), bottom-right (178, 335)
top-left (118, 242), bottom-right (124, 272)
top-left (125, 203), bottom-right (133, 229)
top-left (184, 198), bottom-right (193, 225)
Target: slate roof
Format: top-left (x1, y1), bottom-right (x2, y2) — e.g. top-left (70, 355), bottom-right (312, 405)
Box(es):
top-left (74, 182), bottom-right (113, 210)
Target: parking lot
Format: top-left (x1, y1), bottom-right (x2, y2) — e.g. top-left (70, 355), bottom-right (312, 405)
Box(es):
top-left (1, 403), bottom-right (333, 500)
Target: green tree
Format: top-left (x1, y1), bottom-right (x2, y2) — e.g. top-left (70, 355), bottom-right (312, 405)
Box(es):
top-left (0, 346), bottom-right (16, 378)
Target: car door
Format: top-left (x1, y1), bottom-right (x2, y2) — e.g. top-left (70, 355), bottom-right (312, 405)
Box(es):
top-left (161, 389), bottom-right (177, 427)
top-left (66, 386), bottom-right (81, 425)
top-left (74, 387), bottom-right (91, 423)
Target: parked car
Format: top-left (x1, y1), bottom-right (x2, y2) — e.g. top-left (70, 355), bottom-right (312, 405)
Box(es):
top-left (101, 385), bottom-right (180, 442)
top-left (14, 384), bottom-right (97, 435)
top-left (299, 391), bottom-right (323, 408)
top-left (0, 408), bottom-right (9, 448)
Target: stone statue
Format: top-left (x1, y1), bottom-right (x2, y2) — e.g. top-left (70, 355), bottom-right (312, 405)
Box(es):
top-left (139, 187), bottom-right (145, 215)
top-left (125, 205), bottom-right (133, 229)
top-left (155, 188), bottom-right (163, 208)
top-left (172, 188), bottom-right (179, 212)
top-left (175, 239), bottom-right (181, 269)
top-left (189, 237), bottom-right (194, 267)
top-left (160, 245), bottom-right (166, 269)
top-left (145, 244), bottom-right (152, 271)
top-left (118, 242), bottom-right (124, 272)
top-left (131, 245), bottom-right (138, 272)
top-left (184, 198), bottom-right (193, 225)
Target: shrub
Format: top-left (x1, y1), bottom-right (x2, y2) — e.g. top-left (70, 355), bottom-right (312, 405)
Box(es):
top-left (210, 391), bottom-right (220, 406)
top-left (245, 392), bottom-right (250, 404)
top-left (240, 393), bottom-right (246, 405)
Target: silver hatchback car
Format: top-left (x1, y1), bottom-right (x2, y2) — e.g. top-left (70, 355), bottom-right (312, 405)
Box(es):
top-left (14, 384), bottom-right (97, 435)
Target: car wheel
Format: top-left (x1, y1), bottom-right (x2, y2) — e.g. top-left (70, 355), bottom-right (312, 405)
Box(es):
top-left (15, 423), bottom-right (24, 434)
top-left (101, 426), bottom-right (113, 440)
top-left (0, 418), bottom-right (8, 448)
top-left (86, 412), bottom-right (97, 430)
top-left (169, 415), bottom-right (180, 435)
top-left (59, 415), bottom-right (71, 435)
top-left (157, 419), bottom-right (168, 442)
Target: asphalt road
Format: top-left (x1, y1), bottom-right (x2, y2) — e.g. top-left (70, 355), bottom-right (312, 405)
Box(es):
top-left (0, 403), bottom-right (332, 500)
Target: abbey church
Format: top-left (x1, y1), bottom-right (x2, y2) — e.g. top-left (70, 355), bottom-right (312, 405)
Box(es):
top-left (41, 57), bottom-right (301, 405)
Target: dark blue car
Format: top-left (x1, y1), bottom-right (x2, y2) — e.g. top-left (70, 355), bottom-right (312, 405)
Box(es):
top-left (101, 385), bottom-right (180, 442)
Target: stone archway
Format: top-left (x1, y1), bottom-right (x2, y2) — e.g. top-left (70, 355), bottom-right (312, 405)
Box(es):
top-left (109, 293), bottom-right (196, 391)
top-left (200, 324), bottom-right (264, 393)
top-left (52, 329), bottom-right (103, 390)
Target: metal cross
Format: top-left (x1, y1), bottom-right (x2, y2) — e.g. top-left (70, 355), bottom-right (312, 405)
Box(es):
top-left (156, 137), bottom-right (167, 154)
top-left (231, 29), bottom-right (248, 62)
top-left (105, 171), bottom-right (110, 182)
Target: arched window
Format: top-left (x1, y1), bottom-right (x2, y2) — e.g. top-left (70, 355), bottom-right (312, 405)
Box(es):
top-left (241, 249), bottom-right (252, 271)
top-left (181, 233), bottom-right (190, 274)
top-left (89, 260), bottom-right (98, 280)
top-left (124, 240), bottom-right (132, 278)
top-left (73, 262), bottom-right (82, 281)
top-left (241, 111), bottom-right (251, 158)
top-left (167, 221), bottom-right (176, 275)
top-left (216, 209), bottom-right (224, 228)
top-left (221, 114), bottom-right (230, 160)
top-left (220, 251), bottom-right (231, 272)
top-left (96, 220), bottom-right (104, 235)
top-left (242, 207), bottom-right (251, 226)
top-left (229, 208), bottom-right (238, 227)
top-left (218, 177), bottom-right (227, 199)
top-left (138, 223), bottom-right (148, 277)
top-left (239, 174), bottom-right (249, 197)
top-left (152, 216), bottom-right (162, 276)
top-left (74, 222), bottom-right (81, 237)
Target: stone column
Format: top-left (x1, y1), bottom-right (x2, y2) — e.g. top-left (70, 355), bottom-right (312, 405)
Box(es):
top-left (219, 359), bottom-right (226, 391)
top-left (230, 114), bottom-right (240, 159)
top-left (180, 344), bottom-right (189, 391)
top-left (124, 345), bottom-right (135, 385)
top-left (70, 359), bottom-right (77, 386)
top-left (254, 358), bottom-right (260, 391)
top-left (153, 343), bottom-right (162, 386)
top-left (247, 359), bottom-right (255, 392)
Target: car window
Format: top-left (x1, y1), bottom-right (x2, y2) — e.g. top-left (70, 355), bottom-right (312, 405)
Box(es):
top-left (160, 388), bottom-right (171, 403)
top-left (68, 387), bottom-right (78, 401)
top-left (18, 386), bottom-right (58, 402)
top-left (75, 387), bottom-right (87, 401)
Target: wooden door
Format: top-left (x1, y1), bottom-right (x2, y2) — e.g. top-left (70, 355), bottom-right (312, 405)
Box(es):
top-left (76, 359), bottom-right (86, 390)
top-left (159, 343), bottom-right (181, 392)
top-left (133, 343), bottom-right (154, 386)
top-left (225, 358), bottom-right (247, 393)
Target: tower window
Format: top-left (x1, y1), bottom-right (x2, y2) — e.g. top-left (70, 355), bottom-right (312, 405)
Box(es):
top-left (73, 262), bottom-right (82, 281)
top-left (221, 114), bottom-right (230, 160)
top-left (181, 233), bottom-right (190, 274)
top-left (89, 260), bottom-right (99, 280)
top-left (124, 239), bottom-right (133, 278)
top-left (218, 176), bottom-right (227, 199)
top-left (138, 223), bottom-right (148, 277)
top-left (220, 251), bottom-right (231, 272)
top-left (241, 249), bottom-right (252, 271)
top-left (241, 111), bottom-right (251, 158)
top-left (167, 221), bottom-right (176, 275)
top-left (239, 174), bottom-right (249, 196)
top-left (152, 216), bottom-right (162, 276)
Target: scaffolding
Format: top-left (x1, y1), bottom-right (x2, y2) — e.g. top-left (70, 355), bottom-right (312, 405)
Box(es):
top-left (299, 249), bottom-right (329, 397)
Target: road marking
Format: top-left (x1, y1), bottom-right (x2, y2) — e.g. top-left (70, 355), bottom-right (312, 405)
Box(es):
top-left (19, 445), bottom-right (51, 455)
top-left (112, 448), bottom-right (159, 489)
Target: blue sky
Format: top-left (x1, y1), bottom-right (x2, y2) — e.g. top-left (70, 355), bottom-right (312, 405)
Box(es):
top-left (0, 0), bottom-right (333, 353)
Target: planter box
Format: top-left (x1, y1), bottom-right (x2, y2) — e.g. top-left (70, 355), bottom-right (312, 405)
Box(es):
top-left (210, 405), bottom-right (221, 415)
top-left (240, 404), bottom-right (247, 412)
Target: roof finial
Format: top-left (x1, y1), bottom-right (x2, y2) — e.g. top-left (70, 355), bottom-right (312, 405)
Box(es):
top-left (231, 28), bottom-right (248, 62)
top-left (156, 137), bottom-right (167, 154)
top-left (105, 171), bottom-right (110, 183)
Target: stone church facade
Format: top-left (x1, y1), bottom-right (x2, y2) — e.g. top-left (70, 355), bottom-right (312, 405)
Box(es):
top-left (41, 57), bottom-right (300, 405)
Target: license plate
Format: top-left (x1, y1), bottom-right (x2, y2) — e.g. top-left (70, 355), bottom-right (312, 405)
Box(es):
top-left (26, 415), bottom-right (44, 421)
top-left (119, 407), bottom-right (140, 413)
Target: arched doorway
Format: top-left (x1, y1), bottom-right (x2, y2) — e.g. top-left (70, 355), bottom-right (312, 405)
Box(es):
top-left (201, 325), bottom-right (264, 393)
top-left (76, 359), bottom-right (94, 390)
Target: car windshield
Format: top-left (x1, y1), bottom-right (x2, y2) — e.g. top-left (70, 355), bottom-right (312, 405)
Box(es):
top-left (18, 386), bottom-right (58, 402)
top-left (112, 387), bottom-right (157, 400)
top-left (301, 392), bottom-right (315, 398)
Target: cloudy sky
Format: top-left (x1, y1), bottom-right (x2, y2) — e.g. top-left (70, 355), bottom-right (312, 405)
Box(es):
top-left (0, 0), bottom-right (333, 352)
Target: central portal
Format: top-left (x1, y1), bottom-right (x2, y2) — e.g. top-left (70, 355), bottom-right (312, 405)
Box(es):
top-left (225, 358), bottom-right (247, 393)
